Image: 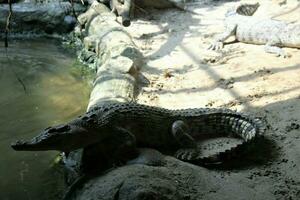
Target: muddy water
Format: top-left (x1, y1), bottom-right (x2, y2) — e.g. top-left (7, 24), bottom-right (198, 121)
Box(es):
top-left (0, 39), bottom-right (92, 200)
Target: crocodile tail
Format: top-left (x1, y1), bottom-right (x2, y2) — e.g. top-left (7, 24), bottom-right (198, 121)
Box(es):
top-left (192, 111), bottom-right (266, 164)
top-left (226, 2), bottom-right (260, 17)
top-left (221, 112), bottom-right (265, 140)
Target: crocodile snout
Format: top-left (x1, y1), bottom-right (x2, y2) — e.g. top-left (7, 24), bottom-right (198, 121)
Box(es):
top-left (11, 140), bottom-right (27, 151)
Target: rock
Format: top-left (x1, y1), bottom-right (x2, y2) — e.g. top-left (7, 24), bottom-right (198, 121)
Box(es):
top-left (118, 177), bottom-right (183, 200)
top-left (64, 15), bottom-right (77, 32)
top-left (64, 155), bottom-right (271, 200)
top-left (0, 0), bottom-right (19, 3)
top-left (64, 157), bottom-right (198, 200)
top-left (0, 2), bottom-right (86, 34)
top-left (60, 142), bottom-right (281, 200)
top-left (127, 148), bottom-right (166, 166)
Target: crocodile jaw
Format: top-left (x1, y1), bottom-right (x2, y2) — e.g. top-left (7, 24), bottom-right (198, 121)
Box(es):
top-left (11, 140), bottom-right (54, 151)
top-left (11, 124), bottom-right (96, 152)
top-left (11, 134), bottom-right (70, 152)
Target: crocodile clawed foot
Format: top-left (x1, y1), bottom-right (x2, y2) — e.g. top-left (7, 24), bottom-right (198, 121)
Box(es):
top-left (174, 148), bottom-right (198, 161)
top-left (208, 41), bottom-right (224, 51)
top-left (277, 51), bottom-right (289, 58)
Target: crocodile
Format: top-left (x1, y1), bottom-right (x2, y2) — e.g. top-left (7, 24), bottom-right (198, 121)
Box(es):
top-left (11, 102), bottom-right (265, 165)
top-left (209, 2), bottom-right (300, 57)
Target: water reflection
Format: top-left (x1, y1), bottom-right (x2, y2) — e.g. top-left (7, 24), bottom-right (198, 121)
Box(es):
top-left (0, 39), bottom-right (91, 200)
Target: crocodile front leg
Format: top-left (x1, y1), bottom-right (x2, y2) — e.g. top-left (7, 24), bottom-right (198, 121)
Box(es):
top-left (172, 120), bottom-right (198, 161)
top-left (113, 127), bottom-right (138, 161)
top-left (264, 37), bottom-right (287, 58)
top-left (80, 127), bottom-right (138, 173)
top-left (209, 24), bottom-right (237, 50)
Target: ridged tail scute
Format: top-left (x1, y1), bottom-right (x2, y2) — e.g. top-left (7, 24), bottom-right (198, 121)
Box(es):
top-left (194, 111), bottom-right (265, 164)
top-left (220, 112), bottom-right (265, 140)
top-left (226, 2), bottom-right (260, 17)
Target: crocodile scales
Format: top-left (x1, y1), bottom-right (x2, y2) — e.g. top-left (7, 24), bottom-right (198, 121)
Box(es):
top-left (209, 2), bottom-right (300, 57)
top-left (11, 102), bottom-right (265, 165)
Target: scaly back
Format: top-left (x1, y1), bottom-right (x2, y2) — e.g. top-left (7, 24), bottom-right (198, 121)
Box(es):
top-left (226, 2), bottom-right (260, 17)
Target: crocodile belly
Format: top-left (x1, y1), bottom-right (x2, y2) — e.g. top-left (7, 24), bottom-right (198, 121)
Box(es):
top-left (236, 20), bottom-right (286, 45)
top-left (279, 24), bottom-right (300, 48)
top-left (236, 26), bottom-right (269, 45)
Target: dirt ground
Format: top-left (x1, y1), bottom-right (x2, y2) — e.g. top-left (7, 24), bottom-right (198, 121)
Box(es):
top-left (125, 0), bottom-right (300, 199)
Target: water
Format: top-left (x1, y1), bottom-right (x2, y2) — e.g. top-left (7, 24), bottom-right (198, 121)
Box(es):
top-left (0, 39), bottom-right (92, 200)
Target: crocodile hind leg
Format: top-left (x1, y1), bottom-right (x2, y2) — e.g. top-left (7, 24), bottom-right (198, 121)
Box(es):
top-left (264, 38), bottom-right (287, 58)
top-left (172, 120), bottom-right (198, 161)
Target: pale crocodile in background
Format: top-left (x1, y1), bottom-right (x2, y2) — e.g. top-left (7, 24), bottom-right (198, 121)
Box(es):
top-left (209, 2), bottom-right (300, 57)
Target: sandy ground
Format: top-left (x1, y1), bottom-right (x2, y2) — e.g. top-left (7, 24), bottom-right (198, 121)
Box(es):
top-left (125, 0), bottom-right (300, 199)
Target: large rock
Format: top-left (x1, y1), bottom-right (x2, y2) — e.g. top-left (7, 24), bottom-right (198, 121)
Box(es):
top-left (64, 151), bottom-right (196, 200)
top-left (64, 150), bottom-right (272, 200)
top-left (0, 2), bottom-right (86, 34)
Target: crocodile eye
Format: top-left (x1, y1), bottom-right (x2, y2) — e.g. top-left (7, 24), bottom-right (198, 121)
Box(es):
top-left (56, 125), bottom-right (71, 132)
top-left (82, 116), bottom-right (89, 120)
top-left (87, 118), bottom-right (95, 124)
top-left (48, 128), bottom-right (57, 133)
top-left (48, 125), bottom-right (71, 133)
top-left (90, 114), bottom-right (97, 118)
top-left (118, 0), bottom-right (124, 4)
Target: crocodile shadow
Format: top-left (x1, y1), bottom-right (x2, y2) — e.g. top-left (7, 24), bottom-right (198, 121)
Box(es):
top-left (206, 96), bottom-right (300, 170)
top-left (204, 137), bottom-right (279, 170)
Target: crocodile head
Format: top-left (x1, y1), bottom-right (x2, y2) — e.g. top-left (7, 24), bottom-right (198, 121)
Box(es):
top-left (11, 123), bottom-right (97, 152)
